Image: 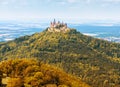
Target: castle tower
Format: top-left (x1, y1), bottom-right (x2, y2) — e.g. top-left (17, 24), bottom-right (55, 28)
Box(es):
top-left (61, 21), bottom-right (64, 26)
top-left (58, 21), bottom-right (60, 24)
top-left (53, 19), bottom-right (56, 25)
top-left (50, 22), bottom-right (53, 28)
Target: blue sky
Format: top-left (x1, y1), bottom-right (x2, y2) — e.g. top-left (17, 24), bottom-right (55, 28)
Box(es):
top-left (0, 0), bottom-right (120, 23)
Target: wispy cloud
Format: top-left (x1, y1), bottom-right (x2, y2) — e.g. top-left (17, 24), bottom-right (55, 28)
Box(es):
top-left (66, 0), bottom-right (77, 3)
top-left (66, 0), bottom-right (120, 4)
top-left (1, 1), bottom-right (9, 5)
top-left (104, 0), bottom-right (120, 3)
top-left (0, 0), bottom-right (120, 21)
top-left (0, 0), bottom-right (15, 4)
top-left (0, 0), bottom-right (28, 6)
top-left (65, 0), bottom-right (93, 4)
top-left (100, 0), bottom-right (120, 7)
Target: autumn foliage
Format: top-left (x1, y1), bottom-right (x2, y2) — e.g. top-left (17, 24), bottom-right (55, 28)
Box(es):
top-left (0, 59), bottom-right (90, 87)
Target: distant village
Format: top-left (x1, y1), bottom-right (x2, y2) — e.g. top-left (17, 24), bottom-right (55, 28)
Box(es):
top-left (48, 19), bottom-right (69, 32)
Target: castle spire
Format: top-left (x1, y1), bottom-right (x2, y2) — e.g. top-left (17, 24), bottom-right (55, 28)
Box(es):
top-left (49, 19), bottom-right (68, 30)
top-left (53, 19), bottom-right (56, 24)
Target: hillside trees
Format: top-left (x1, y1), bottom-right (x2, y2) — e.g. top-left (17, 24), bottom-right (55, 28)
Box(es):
top-left (0, 29), bottom-right (120, 87)
top-left (0, 59), bottom-right (90, 87)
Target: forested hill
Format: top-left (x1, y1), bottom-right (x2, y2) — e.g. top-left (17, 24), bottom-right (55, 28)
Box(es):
top-left (0, 28), bottom-right (120, 87)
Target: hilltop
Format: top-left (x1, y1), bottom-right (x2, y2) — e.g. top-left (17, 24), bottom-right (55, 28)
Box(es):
top-left (0, 23), bottom-right (120, 87)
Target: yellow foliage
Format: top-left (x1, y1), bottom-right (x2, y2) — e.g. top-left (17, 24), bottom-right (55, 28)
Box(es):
top-left (0, 59), bottom-right (90, 87)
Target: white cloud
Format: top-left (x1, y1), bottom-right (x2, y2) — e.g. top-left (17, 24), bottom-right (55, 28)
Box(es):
top-left (100, 0), bottom-right (120, 7)
top-left (59, 1), bottom-right (66, 5)
top-left (0, 0), bottom-right (29, 7)
top-left (104, 0), bottom-right (120, 3)
top-left (0, 0), bottom-right (15, 4)
top-left (65, 0), bottom-right (94, 4)
top-left (86, 0), bottom-right (91, 4)
top-left (1, 1), bottom-right (9, 5)
top-left (67, 0), bottom-right (77, 3)
top-left (66, 0), bottom-right (120, 3)
top-left (66, 0), bottom-right (92, 3)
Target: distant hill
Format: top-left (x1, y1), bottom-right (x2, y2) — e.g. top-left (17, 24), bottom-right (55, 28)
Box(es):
top-left (0, 28), bottom-right (120, 87)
